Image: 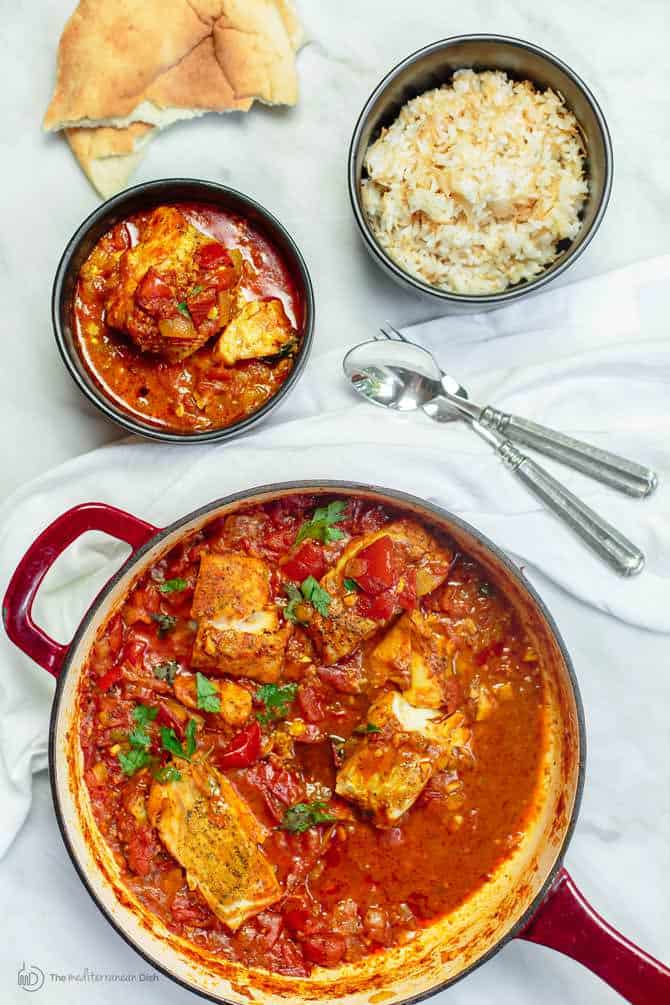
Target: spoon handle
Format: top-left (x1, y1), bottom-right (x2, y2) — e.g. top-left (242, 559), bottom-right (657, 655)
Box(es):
top-left (478, 407), bottom-right (657, 498)
top-left (472, 422), bottom-right (645, 576)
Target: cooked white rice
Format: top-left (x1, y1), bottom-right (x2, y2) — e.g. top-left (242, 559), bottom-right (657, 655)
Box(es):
top-left (361, 69), bottom-right (588, 295)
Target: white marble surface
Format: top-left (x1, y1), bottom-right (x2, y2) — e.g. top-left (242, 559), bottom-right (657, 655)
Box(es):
top-left (1, 1), bottom-right (669, 1003)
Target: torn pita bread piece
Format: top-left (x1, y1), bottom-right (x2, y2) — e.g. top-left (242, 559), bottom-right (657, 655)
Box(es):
top-left (65, 123), bottom-right (155, 199)
top-left (44, 0), bottom-right (303, 132)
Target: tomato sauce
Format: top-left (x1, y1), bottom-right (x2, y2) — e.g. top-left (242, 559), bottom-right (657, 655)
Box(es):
top-left (77, 495), bottom-right (546, 976)
top-left (73, 203), bottom-right (305, 434)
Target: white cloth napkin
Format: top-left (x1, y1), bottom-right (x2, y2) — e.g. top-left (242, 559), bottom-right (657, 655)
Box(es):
top-left (0, 260), bottom-right (668, 991)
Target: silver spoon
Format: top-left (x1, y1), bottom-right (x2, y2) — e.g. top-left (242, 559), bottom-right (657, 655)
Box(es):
top-left (376, 322), bottom-right (657, 498)
top-left (343, 339), bottom-right (645, 576)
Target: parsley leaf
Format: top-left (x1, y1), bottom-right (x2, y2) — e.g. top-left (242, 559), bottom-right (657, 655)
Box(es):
top-left (176, 302), bottom-right (191, 318)
top-left (265, 338), bottom-right (298, 362)
top-left (160, 718), bottom-right (197, 761)
top-left (118, 747), bottom-right (151, 776)
top-left (478, 581), bottom-right (494, 597)
top-left (196, 672), bottom-right (220, 714)
top-left (353, 722), bottom-right (381, 735)
top-left (117, 705), bottom-right (158, 775)
top-left (343, 578), bottom-right (359, 593)
top-left (153, 660), bottom-right (179, 685)
top-left (295, 500), bottom-right (347, 545)
top-left (185, 718), bottom-right (197, 757)
top-left (128, 725), bottom-right (152, 750)
top-left (151, 612), bottom-right (178, 637)
top-left (280, 801), bottom-right (336, 833)
top-left (300, 576), bottom-right (332, 617)
top-left (283, 578), bottom-right (332, 623)
top-left (190, 285), bottom-right (204, 295)
top-left (133, 705), bottom-right (158, 727)
top-left (256, 682), bottom-right (298, 725)
top-left (159, 578), bottom-right (188, 594)
top-left (153, 764), bottom-right (182, 783)
top-left (283, 582), bottom-right (304, 624)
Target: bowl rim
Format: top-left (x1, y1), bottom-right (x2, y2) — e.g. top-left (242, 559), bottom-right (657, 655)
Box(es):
top-left (51, 178), bottom-right (315, 444)
top-left (348, 33), bottom-right (614, 305)
top-left (47, 479), bottom-right (586, 1005)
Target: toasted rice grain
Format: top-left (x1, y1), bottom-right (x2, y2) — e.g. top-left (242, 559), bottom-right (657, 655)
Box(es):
top-left (361, 70), bottom-right (588, 295)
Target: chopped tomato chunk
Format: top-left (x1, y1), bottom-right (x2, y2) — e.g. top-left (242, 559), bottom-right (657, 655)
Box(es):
top-left (124, 826), bottom-right (158, 877)
top-left (215, 721), bottom-right (262, 770)
top-left (136, 268), bottom-right (173, 308)
top-left (357, 589), bottom-right (397, 621)
top-left (300, 931), bottom-right (346, 967)
top-left (282, 541), bottom-right (326, 582)
top-left (349, 536), bottom-right (400, 595)
top-left (97, 663), bottom-right (123, 692)
top-left (118, 638), bottom-right (147, 669)
top-left (196, 242), bottom-right (232, 270)
top-left (297, 683), bottom-right (326, 723)
top-left (110, 222), bottom-right (130, 251)
top-left (398, 567), bottom-right (418, 610)
top-left (186, 286), bottom-right (218, 327)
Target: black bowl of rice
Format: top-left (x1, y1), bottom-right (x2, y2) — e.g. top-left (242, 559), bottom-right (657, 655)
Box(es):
top-left (348, 35), bottom-right (613, 310)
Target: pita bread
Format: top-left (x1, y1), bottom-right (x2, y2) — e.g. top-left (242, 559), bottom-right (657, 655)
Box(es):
top-left (44, 0), bottom-right (301, 132)
top-left (65, 123), bottom-right (155, 198)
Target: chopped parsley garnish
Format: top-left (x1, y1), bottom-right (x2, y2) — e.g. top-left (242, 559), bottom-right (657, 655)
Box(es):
top-left (268, 338), bottom-right (298, 361)
top-left (160, 718), bottom-right (197, 761)
top-left (118, 747), bottom-right (151, 776)
top-left (256, 682), bottom-right (298, 725)
top-left (283, 578), bottom-right (332, 623)
top-left (295, 500), bottom-right (347, 545)
top-left (133, 704), bottom-right (159, 727)
top-left (284, 582), bottom-right (305, 624)
top-left (176, 302), bottom-right (191, 319)
top-left (128, 704), bottom-right (157, 749)
top-left (190, 285), bottom-right (204, 295)
top-left (343, 578), bottom-right (360, 593)
top-left (353, 722), bottom-right (381, 735)
top-left (117, 705), bottom-right (158, 776)
top-left (153, 764), bottom-right (182, 783)
top-left (478, 581), bottom-right (494, 597)
top-left (196, 672), bottom-right (221, 714)
top-left (153, 660), bottom-right (179, 685)
top-left (300, 576), bottom-right (332, 617)
top-left (280, 801), bottom-right (336, 833)
top-left (151, 612), bottom-right (178, 637)
top-left (158, 578), bottom-right (188, 594)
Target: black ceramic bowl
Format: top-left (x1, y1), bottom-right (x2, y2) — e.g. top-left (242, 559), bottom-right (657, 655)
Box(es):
top-left (349, 35), bottom-right (613, 312)
top-left (52, 179), bottom-right (315, 443)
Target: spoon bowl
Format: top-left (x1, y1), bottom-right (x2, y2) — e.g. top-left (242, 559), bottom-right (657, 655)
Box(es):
top-left (343, 340), bottom-right (444, 411)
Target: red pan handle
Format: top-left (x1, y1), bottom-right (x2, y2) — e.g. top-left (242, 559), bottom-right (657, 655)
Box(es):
top-left (2, 503), bottom-right (158, 678)
top-left (520, 868), bottom-right (670, 1004)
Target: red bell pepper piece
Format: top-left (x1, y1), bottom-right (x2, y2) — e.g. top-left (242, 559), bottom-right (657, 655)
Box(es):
top-left (216, 720), bottom-right (262, 770)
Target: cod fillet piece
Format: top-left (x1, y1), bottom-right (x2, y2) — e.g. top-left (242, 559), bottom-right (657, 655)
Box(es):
top-left (148, 759), bottom-right (281, 930)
